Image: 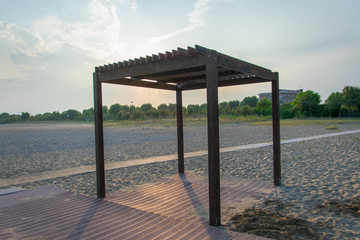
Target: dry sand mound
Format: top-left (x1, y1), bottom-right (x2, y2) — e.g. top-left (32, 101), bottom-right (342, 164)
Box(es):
top-left (229, 207), bottom-right (320, 240)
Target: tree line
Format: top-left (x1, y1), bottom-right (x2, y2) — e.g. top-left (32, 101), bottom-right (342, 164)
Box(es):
top-left (1, 85), bottom-right (359, 124)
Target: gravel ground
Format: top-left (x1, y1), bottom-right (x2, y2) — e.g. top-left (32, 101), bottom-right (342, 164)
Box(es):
top-left (1, 121), bottom-right (360, 239)
top-left (1, 122), bottom-right (358, 178)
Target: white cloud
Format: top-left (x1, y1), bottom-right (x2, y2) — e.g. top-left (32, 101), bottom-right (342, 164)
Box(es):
top-left (32, 0), bottom-right (125, 62)
top-left (129, 0), bottom-right (138, 12)
top-left (0, 0), bottom-right (139, 63)
top-left (147, 0), bottom-right (213, 45)
top-left (0, 20), bottom-right (47, 58)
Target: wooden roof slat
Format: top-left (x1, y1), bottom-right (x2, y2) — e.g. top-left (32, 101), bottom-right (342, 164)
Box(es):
top-left (98, 54), bottom-right (205, 83)
top-left (177, 47), bottom-right (189, 57)
top-left (146, 55), bottom-right (153, 62)
top-left (187, 46), bottom-right (197, 56)
top-left (165, 51), bottom-right (172, 58)
top-left (140, 57), bottom-right (146, 64)
top-left (158, 53), bottom-right (166, 60)
top-left (152, 54), bottom-right (159, 61)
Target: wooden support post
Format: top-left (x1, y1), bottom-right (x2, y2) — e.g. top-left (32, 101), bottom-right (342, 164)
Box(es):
top-left (271, 72), bottom-right (281, 186)
top-left (94, 72), bottom-right (106, 198)
top-left (176, 86), bottom-right (184, 173)
top-left (206, 50), bottom-right (221, 226)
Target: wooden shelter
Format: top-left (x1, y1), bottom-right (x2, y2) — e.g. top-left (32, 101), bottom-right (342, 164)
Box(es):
top-left (93, 45), bottom-right (281, 226)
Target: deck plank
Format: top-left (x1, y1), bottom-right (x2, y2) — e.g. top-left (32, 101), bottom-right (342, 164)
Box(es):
top-left (0, 172), bottom-right (272, 239)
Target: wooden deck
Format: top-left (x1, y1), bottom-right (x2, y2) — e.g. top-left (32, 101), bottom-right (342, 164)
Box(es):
top-left (0, 172), bottom-right (272, 239)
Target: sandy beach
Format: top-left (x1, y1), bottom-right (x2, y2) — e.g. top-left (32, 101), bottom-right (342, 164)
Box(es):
top-left (1, 121), bottom-right (360, 239)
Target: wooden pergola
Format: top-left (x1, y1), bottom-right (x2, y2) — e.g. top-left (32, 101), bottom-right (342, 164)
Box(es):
top-left (93, 45), bottom-right (281, 226)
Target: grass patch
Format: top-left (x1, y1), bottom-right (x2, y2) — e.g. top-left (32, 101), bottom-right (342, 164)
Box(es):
top-left (103, 116), bottom-right (274, 127)
top-left (250, 118), bottom-right (360, 127)
top-left (14, 117), bottom-right (360, 128)
top-left (325, 125), bottom-right (339, 130)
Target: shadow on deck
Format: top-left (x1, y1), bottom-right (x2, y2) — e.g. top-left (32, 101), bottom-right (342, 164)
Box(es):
top-left (0, 172), bottom-right (272, 240)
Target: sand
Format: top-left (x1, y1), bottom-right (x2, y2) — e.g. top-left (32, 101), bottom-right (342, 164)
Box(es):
top-left (0, 121), bottom-right (360, 239)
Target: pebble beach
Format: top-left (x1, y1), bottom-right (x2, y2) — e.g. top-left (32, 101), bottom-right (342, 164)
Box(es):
top-left (1, 121), bottom-right (360, 239)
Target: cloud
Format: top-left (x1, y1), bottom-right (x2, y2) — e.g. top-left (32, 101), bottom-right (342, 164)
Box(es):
top-left (0, 0), bottom-right (142, 63)
top-left (129, 0), bottom-right (138, 12)
top-left (32, 0), bottom-right (125, 61)
top-left (147, 0), bottom-right (213, 45)
top-left (0, 20), bottom-right (47, 58)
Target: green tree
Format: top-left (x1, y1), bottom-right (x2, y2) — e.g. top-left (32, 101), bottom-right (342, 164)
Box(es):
top-left (21, 112), bottom-right (30, 121)
top-left (132, 109), bottom-right (145, 120)
top-left (140, 103), bottom-right (154, 117)
top-left (82, 108), bottom-right (94, 121)
top-left (129, 105), bottom-right (135, 113)
top-left (187, 104), bottom-right (202, 117)
top-left (228, 100), bottom-right (240, 109)
top-left (237, 105), bottom-right (253, 116)
top-left (241, 96), bottom-right (258, 108)
top-left (109, 104), bottom-right (122, 118)
top-left (325, 92), bottom-right (343, 117)
top-left (51, 111), bottom-right (62, 121)
top-left (255, 100), bottom-right (272, 116)
top-left (342, 86), bottom-right (360, 112)
top-left (200, 104), bottom-right (207, 116)
top-left (63, 109), bottom-right (81, 120)
top-left (148, 108), bottom-right (159, 118)
top-left (168, 104), bottom-right (176, 115)
top-left (292, 90), bottom-right (321, 117)
top-left (280, 102), bottom-right (293, 119)
top-left (157, 104), bottom-right (168, 111)
top-left (102, 106), bottom-right (109, 119)
top-left (117, 110), bottom-right (130, 120)
top-left (225, 103), bottom-right (231, 115)
top-left (159, 108), bottom-right (170, 118)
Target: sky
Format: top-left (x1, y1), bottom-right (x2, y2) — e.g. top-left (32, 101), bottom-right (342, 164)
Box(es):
top-left (0, 0), bottom-right (359, 115)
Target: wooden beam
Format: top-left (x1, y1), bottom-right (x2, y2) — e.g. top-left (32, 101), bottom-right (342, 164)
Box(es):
top-left (272, 73), bottom-right (281, 186)
top-left (103, 78), bottom-right (177, 91)
top-left (217, 53), bottom-right (276, 80)
top-left (195, 45), bottom-right (274, 79)
top-left (176, 86), bottom-right (184, 173)
top-left (206, 50), bottom-right (221, 226)
top-left (93, 73), bottom-right (106, 198)
top-left (181, 76), bottom-right (271, 91)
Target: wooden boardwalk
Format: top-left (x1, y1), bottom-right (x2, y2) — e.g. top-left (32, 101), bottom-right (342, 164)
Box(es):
top-left (0, 172), bottom-right (272, 239)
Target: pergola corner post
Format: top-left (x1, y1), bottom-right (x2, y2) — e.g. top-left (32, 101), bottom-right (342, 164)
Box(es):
top-left (176, 85), bottom-right (184, 173)
top-left (205, 50), bottom-right (221, 226)
top-left (271, 72), bottom-right (281, 186)
top-left (94, 72), bottom-right (106, 198)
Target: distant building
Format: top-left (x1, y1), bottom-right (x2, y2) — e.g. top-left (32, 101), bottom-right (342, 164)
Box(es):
top-left (258, 89), bottom-right (303, 104)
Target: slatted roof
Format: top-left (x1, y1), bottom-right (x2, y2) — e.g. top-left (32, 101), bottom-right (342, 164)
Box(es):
top-left (95, 45), bottom-right (277, 91)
